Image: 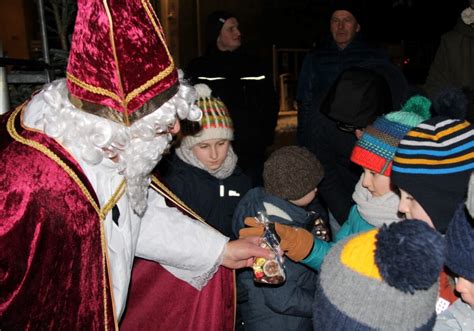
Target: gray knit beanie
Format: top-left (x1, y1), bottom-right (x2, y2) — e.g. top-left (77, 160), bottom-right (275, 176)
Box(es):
top-left (314, 220), bottom-right (445, 330)
top-left (263, 146), bottom-right (324, 200)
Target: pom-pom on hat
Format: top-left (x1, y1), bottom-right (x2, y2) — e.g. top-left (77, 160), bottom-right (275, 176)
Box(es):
top-left (314, 220), bottom-right (445, 330)
top-left (263, 146), bottom-right (324, 201)
top-left (351, 95), bottom-right (431, 175)
top-left (66, 0), bottom-right (178, 126)
top-left (180, 84), bottom-right (233, 148)
top-left (445, 205), bottom-right (474, 281)
top-left (391, 116), bottom-right (474, 234)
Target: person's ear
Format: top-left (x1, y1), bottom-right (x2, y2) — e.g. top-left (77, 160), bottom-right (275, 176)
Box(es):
top-left (355, 128), bottom-right (364, 139)
top-left (356, 23), bottom-right (361, 33)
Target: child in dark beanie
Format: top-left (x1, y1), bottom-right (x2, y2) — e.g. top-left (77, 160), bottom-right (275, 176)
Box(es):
top-left (434, 205), bottom-right (474, 330)
top-left (232, 145), bottom-right (324, 331)
top-left (391, 89), bottom-right (474, 314)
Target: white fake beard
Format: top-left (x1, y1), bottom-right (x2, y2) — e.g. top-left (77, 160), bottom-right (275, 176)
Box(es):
top-left (117, 132), bottom-right (171, 216)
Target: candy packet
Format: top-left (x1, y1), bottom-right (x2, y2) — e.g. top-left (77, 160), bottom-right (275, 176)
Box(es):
top-left (309, 211), bottom-right (331, 242)
top-left (252, 211), bottom-right (286, 284)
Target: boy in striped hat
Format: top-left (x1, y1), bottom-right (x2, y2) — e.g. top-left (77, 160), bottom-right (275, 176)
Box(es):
top-left (392, 112), bottom-right (474, 315)
top-left (392, 116), bottom-right (474, 234)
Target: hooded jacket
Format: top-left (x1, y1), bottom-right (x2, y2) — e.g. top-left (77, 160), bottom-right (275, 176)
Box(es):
top-left (232, 187), bottom-right (319, 331)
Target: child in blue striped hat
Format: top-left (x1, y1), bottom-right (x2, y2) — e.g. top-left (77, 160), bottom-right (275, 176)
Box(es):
top-left (392, 114), bottom-right (474, 234)
top-left (392, 90), bottom-right (474, 315)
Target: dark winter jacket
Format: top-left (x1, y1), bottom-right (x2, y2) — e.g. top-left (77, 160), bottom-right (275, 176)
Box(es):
top-left (186, 49), bottom-right (279, 185)
top-left (424, 18), bottom-right (474, 99)
top-left (162, 154), bottom-right (252, 238)
top-left (297, 38), bottom-right (390, 148)
top-left (232, 187), bottom-right (319, 331)
top-left (296, 37), bottom-right (393, 223)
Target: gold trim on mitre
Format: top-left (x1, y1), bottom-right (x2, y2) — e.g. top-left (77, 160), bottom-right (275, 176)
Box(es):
top-left (66, 0), bottom-right (178, 127)
top-left (68, 82), bottom-right (179, 126)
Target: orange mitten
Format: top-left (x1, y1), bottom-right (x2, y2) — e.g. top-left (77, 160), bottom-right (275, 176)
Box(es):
top-left (239, 217), bottom-right (265, 238)
top-left (275, 224), bottom-right (314, 261)
top-left (239, 217), bottom-right (314, 262)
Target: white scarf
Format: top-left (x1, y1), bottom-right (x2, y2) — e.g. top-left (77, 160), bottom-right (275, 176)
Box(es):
top-left (352, 175), bottom-right (404, 228)
top-left (175, 144), bottom-right (238, 179)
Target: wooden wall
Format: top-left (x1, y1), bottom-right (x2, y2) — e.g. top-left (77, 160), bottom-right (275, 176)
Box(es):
top-left (0, 0), bottom-right (36, 59)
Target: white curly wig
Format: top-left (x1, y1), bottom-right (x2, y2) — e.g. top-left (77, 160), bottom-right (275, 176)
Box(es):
top-left (27, 72), bottom-right (202, 216)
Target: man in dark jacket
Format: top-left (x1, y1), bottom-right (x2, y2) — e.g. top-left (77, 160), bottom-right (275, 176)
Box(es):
top-left (296, 1), bottom-right (402, 226)
top-left (424, 1), bottom-right (474, 122)
top-left (186, 10), bottom-right (279, 186)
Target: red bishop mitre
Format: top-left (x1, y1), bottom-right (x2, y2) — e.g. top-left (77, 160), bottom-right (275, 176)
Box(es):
top-left (66, 0), bottom-right (178, 126)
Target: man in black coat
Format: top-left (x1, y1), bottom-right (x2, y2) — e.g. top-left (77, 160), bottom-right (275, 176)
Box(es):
top-left (296, 1), bottom-right (406, 227)
top-left (186, 11), bottom-right (279, 187)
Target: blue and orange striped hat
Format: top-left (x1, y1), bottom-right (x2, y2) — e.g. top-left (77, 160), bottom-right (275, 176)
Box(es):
top-left (392, 116), bottom-right (474, 233)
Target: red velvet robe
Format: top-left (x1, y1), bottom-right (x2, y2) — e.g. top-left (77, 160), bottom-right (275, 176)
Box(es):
top-left (0, 105), bottom-right (116, 329)
top-left (120, 178), bottom-right (235, 331)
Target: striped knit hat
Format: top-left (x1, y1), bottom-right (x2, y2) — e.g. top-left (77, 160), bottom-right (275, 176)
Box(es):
top-left (351, 96), bottom-right (431, 175)
top-left (314, 220), bottom-right (445, 331)
top-left (392, 117), bottom-right (474, 233)
top-left (181, 84), bottom-right (233, 148)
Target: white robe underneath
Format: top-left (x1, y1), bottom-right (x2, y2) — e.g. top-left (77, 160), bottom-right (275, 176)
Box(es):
top-left (23, 87), bottom-right (229, 319)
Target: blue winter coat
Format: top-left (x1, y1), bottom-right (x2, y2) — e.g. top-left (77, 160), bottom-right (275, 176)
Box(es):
top-left (232, 187), bottom-right (319, 331)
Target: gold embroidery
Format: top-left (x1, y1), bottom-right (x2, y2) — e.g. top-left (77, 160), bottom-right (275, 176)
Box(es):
top-left (66, 72), bottom-right (122, 103)
top-left (124, 0), bottom-right (175, 103)
top-left (101, 180), bottom-right (126, 217)
top-left (142, 0), bottom-right (174, 63)
top-left (7, 104), bottom-right (102, 217)
top-left (8, 104), bottom-right (124, 330)
top-left (150, 176), bottom-right (207, 225)
top-left (124, 62), bottom-right (175, 104)
top-left (100, 179), bottom-right (125, 331)
top-left (66, 0), bottom-right (176, 122)
top-left (103, 0), bottom-right (129, 126)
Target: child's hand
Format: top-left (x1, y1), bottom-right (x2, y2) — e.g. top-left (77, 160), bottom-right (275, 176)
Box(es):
top-left (239, 217), bottom-right (264, 237)
top-left (240, 217), bottom-right (314, 262)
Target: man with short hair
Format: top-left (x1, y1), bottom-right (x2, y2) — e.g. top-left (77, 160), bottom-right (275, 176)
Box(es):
top-left (296, 1), bottom-right (402, 226)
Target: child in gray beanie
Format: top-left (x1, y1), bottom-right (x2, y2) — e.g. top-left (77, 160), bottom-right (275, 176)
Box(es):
top-left (314, 220), bottom-right (445, 330)
top-left (232, 145), bottom-right (325, 330)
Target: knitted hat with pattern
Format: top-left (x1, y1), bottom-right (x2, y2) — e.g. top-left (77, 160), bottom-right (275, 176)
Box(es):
top-left (445, 205), bottom-right (474, 281)
top-left (314, 220), bottom-right (445, 331)
top-left (263, 146), bottom-right (324, 201)
top-left (181, 84), bottom-right (233, 148)
top-left (351, 95), bottom-right (431, 175)
top-left (392, 116), bottom-right (474, 233)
